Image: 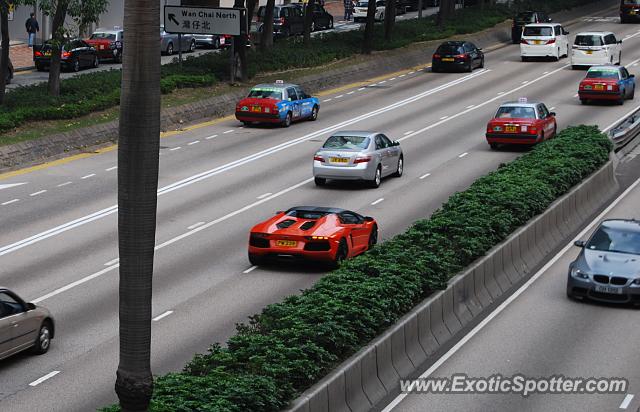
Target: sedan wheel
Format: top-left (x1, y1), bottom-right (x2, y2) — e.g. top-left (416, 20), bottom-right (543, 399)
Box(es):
top-left (282, 112), bottom-right (292, 127)
top-left (73, 58), bottom-right (80, 72)
top-left (314, 177), bottom-right (326, 186)
top-left (392, 156), bottom-right (403, 177)
top-left (369, 166), bottom-right (382, 188)
top-left (309, 105), bottom-right (319, 121)
top-left (166, 43), bottom-right (174, 55)
top-left (31, 322), bottom-right (52, 355)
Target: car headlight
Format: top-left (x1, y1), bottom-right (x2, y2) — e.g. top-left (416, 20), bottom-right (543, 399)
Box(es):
top-left (570, 267), bottom-right (589, 279)
top-left (632, 278), bottom-right (640, 285)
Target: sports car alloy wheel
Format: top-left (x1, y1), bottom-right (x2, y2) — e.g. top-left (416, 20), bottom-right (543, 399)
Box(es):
top-left (368, 225), bottom-right (378, 247)
top-left (331, 239), bottom-right (348, 268)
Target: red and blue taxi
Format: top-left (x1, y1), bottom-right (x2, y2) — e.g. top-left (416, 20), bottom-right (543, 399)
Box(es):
top-left (578, 65), bottom-right (636, 105)
top-left (235, 81), bottom-right (320, 127)
top-left (85, 28), bottom-right (124, 63)
top-left (485, 99), bottom-right (557, 149)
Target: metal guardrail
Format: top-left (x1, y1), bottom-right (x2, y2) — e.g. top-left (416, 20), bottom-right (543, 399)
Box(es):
top-left (609, 106), bottom-right (640, 152)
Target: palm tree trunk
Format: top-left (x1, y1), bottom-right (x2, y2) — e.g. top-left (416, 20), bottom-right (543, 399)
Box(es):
top-left (0, 2), bottom-right (10, 105)
top-left (114, 0), bottom-right (161, 408)
top-left (383, 0), bottom-right (395, 41)
top-left (47, 1), bottom-right (68, 97)
top-left (303, 0), bottom-right (316, 46)
top-left (233, 0), bottom-right (248, 82)
top-left (362, 0), bottom-right (378, 53)
top-left (260, 0), bottom-right (275, 50)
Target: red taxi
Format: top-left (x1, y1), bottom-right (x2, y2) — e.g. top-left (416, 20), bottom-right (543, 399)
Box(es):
top-left (85, 28), bottom-right (124, 63)
top-left (485, 99), bottom-right (557, 149)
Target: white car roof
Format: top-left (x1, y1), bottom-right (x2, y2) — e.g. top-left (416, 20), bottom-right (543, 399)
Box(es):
top-left (523, 23), bottom-right (560, 27)
top-left (575, 31), bottom-right (614, 36)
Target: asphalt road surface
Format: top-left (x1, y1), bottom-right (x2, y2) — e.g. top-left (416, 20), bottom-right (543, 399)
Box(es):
top-left (1, 5), bottom-right (639, 411)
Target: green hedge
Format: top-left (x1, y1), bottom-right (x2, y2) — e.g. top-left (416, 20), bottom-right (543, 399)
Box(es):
top-left (100, 126), bottom-right (612, 412)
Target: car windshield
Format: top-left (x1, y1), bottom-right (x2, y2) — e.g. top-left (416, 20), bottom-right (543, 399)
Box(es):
top-left (323, 135), bottom-right (370, 150)
top-left (523, 26), bottom-right (553, 36)
top-left (286, 210), bottom-right (331, 219)
top-left (586, 225), bottom-right (640, 254)
top-left (574, 35), bottom-right (603, 46)
top-left (516, 12), bottom-right (535, 22)
top-left (248, 88), bottom-right (283, 100)
top-left (495, 106), bottom-right (536, 119)
top-left (586, 69), bottom-right (619, 79)
top-left (437, 44), bottom-right (464, 54)
top-left (90, 33), bottom-right (116, 41)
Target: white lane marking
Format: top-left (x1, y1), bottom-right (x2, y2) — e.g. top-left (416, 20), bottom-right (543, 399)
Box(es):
top-left (105, 166), bottom-right (117, 171)
top-left (1, 71), bottom-right (489, 259)
top-left (29, 190), bottom-right (47, 197)
top-left (57, 181), bottom-right (72, 187)
top-left (357, 87), bottom-right (366, 91)
top-left (399, 74), bottom-right (406, 78)
top-left (347, 91), bottom-right (355, 95)
top-left (408, 71), bottom-right (415, 74)
top-left (521, 80), bottom-right (528, 84)
top-left (466, 104), bottom-right (475, 109)
top-left (187, 222), bottom-right (205, 230)
top-left (257, 192), bottom-right (272, 199)
top-left (549, 106), bottom-right (556, 111)
top-left (543, 71), bottom-right (549, 74)
top-left (497, 91), bottom-right (505, 95)
top-left (81, 174), bottom-right (95, 179)
top-left (379, 81), bottom-right (386, 84)
top-left (104, 258), bottom-right (119, 266)
top-left (29, 371), bottom-right (60, 387)
top-left (371, 198), bottom-right (384, 205)
top-left (0, 182), bottom-right (27, 190)
top-left (323, 99), bottom-right (332, 102)
top-left (335, 94), bottom-right (344, 98)
top-left (223, 130), bottom-right (234, 134)
top-left (2, 199), bottom-right (19, 205)
top-left (440, 115), bottom-right (448, 120)
top-left (633, 63), bottom-right (638, 67)
top-left (188, 140), bottom-right (200, 145)
top-left (390, 77), bottom-right (396, 80)
top-left (205, 134), bottom-right (218, 140)
top-left (620, 394), bottom-right (634, 409)
top-left (382, 129), bottom-right (640, 412)
top-left (169, 147), bottom-right (182, 151)
top-left (152, 310), bottom-right (174, 321)
top-left (243, 266), bottom-right (258, 274)
top-left (419, 173), bottom-right (431, 180)
top-left (404, 131), bottom-right (414, 135)
top-left (32, 178), bottom-right (314, 303)
top-left (458, 152), bottom-right (468, 158)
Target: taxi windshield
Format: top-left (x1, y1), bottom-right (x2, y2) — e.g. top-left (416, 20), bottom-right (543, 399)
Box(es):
top-left (90, 32), bottom-right (116, 41)
top-left (323, 135), bottom-right (370, 150)
top-left (574, 35), bottom-right (603, 46)
top-left (495, 106), bottom-right (536, 119)
top-left (248, 88), bottom-right (283, 100)
top-left (586, 69), bottom-right (619, 79)
top-left (523, 26), bottom-right (553, 37)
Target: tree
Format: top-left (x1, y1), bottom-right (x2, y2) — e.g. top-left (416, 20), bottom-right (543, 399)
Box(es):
top-left (362, 0), bottom-right (378, 54)
top-left (383, 0), bottom-right (395, 41)
top-left (0, 0), bottom-right (10, 104)
top-left (113, 0), bottom-right (160, 409)
top-left (233, 0), bottom-right (248, 82)
top-left (303, 0), bottom-right (316, 46)
top-left (260, 0), bottom-right (275, 50)
top-left (437, 0), bottom-right (455, 27)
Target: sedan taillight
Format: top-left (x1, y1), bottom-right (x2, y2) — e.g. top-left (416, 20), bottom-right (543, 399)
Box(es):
top-left (545, 38), bottom-right (556, 44)
top-left (313, 155), bottom-right (325, 162)
top-left (354, 156), bottom-right (371, 164)
top-left (520, 39), bottom-right (529, 45)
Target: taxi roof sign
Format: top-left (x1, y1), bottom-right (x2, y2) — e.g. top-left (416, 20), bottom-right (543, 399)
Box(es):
top-left (275, 80), bottom-right (284, 84)
top-left (518, 97), bottom-right (528, 103)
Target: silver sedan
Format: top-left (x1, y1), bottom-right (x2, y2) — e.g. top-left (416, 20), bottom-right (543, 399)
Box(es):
top-left (160, 26), bottom-right (196, 55)
top-left (313, 131), bottom-right (404, 188)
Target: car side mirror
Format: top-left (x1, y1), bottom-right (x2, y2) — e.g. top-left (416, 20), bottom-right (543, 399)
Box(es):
top-left (574, 240), bottom-right (586, 248)
top-left (618, 40), bottom-right (623, 44)
top-left (563, 30), bottom-right (569, 35)
top-left (27, 302), bottom-right (36, 310)
top-left (547, 18), bottom-right (552, 22)
top-left (477, 47), bottom-right (483, 51)
top-left (549, 112), bottom-right (556, 117)
top-left (364, 216), bottom-right (375, 222)
top-left (275, 210), bottom-right (283, 215)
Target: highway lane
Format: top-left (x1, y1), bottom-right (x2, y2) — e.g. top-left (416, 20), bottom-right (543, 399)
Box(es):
top-left (1, 6), bottom-right (638, 411)
top-left (384, 151), bottom-right (640, 412)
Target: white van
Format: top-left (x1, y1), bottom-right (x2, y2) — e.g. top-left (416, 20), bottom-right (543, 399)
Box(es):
top-left (571, 32), bottom-right (622, 69)
top-left (520, 23), bottom-right (570, 61)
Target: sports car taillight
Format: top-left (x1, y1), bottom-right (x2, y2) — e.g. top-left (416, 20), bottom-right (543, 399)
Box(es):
top-left (314, 155), bottom-right (324, 162)
top-left (354, 156), bottom-right (371, 163)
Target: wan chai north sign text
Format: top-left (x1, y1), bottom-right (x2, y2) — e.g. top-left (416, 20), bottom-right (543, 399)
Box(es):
top-left (163, 6), bottom-right (246, 36)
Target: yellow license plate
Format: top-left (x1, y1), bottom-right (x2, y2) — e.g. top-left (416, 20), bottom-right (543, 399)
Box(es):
top-left (505, 125), bottom-right (518, 133)
top-left (275, 240), bottom-right (297, 247)
top-left (44, 52), bottom-right (51, 57)
top-left (585, 50), bottom-right (593, 54)
top-left (330, 157), bottom-right (349, 163)
top-left (251, 106), bottom-right (262, 112)
top-left (534, 40), bottom-right (543, 45)
top-left (594, 84), bottom-right (604, 90)
top-left (441, 57), bottom-right (454, 62)
top-left (631, 10), bottom-right (637, 15)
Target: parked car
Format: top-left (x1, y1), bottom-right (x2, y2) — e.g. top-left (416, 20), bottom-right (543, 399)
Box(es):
top-left (293, 3), bottom-right (334, 31)
top-left (85, 28), bottom-right (124, 63)
top-left (578, 65), bottom-right (635, 105)
top-left (192, 34), bottom-right (227, 49)
top-left (0, 287), bottom-right (55, 360)
top-left (511, 10), bottom-right (551, 43)
top-left (520, 23), bottom-right (570, 61)
top-left (620, 0), bottom-right (640, 23)
top-left (313, 131), bottom-right (403, 188)
top-left (432, 40), bottom-right (484, 72)
top-left (257, 4), bottom-right (305, 37)
top-left (571, 32), bottom-right (622, 69)
top-left (567, 219), bottom-right (640, 305)
top-left (354, 0), bottom-right (385, 22)
top-left (0, 50), bottom-right (13, 84)
top-left (34, 39), bottom-right (99, 72)
top-left (160, 26), bottom-right (196, 55)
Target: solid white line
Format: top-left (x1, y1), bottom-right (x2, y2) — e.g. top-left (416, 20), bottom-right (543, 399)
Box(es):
top-left (152, 310), bottom-right (174, 321)
top-left (497, 91), bottom-right (505, 95)
top-left (223, 130), bottom-right (234, 134)
top-left (347, 91), bottom-right (355, 95)
top-left (205, 134), bottom-right (218, 140)
top-left (378, 81), bottom-right (386, 84)
top-left (243, 266), bottom-right (258, 274)
top-left (357, 87), bottom-right (366, 91)
top-left (104, 258), bottom-right (119, 266)
top-left (382, 173), bottom-right (640, 412)
top-left (105, 166), bottom-right (117, 171)
top-left (404, 131), bottom-right (414, 135)
top-left (466, 105), bottom-right (475, 109)
top-left (439, 116), bottom-right (448, 120)
top-left (170, 147), bottom-right (181, 151)
top-left (521, 80), bottom-right (528, 84)
top-left (0, 182), bottom-right (27, 190)
top-left (335, 94), bottom-right (344, 98)
top-left (371, 198), bottom-right (384, 205)
top-left (29, 190), bottom-right (47, 196)
top-left (390, 77), bottom-right (396, 81)
top-left (81, 174), bottom-right (95, 179)
top-left (29, 371), bottom-right (60, 387)
top-left (2, 199), bottom-right (19, 205)
top-left (257, 192), bottom-right (272, 199)
top-left (458, 152), bottom-right (468, 158)
top-left (419, 173), bottom-right (431, 180)
top-left (399, 74), bottom-right (406, 78)
top-left (187, 222), bottom-right (205, 230)
top-left (188, 140), bottom-right (200, 145)
top-left (408, 71), bottom-right (415, 74)
top-left (602, 103), bottom-right (640, 132)
top-left (620, 394), bottom-right (634, 409)
top-left (57, 181), bottom-right (72, 187)
top-left (543, 71), bottom-right (549, 74)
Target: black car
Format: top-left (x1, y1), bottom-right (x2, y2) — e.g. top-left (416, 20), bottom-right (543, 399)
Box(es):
top-left (257, 4), bottom-right (305, 37)
top-left (432, 41), bottom-right (484, 73)
top-left (511, 11), bottom-right (552, 43)
top-left (293, 3), bottom-right (334, 31)
top-left (34, 39), bottom-right (99, 72)
top-left (621, 0), bottom-right (640, 23)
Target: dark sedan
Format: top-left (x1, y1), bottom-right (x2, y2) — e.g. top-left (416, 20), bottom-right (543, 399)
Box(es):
top-left (432, 41), bottom-right (484, 73)
top-left (34, 39), bottom-right (99, 72)
top-left (293, 3), bottom-right (334, 31)
top-left (567, 219), bottom-right (640, 305)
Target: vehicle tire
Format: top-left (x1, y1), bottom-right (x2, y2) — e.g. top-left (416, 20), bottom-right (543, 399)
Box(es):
top-left (618, 96), bottom-right (625, 105)
top-left (72, 58), bottom-right (80, 72)
top-left (241, 121), bottom-right (251, 126)
top-left (392, 155), bottom-right (403, 177)
top-left (580, 99), bottom-right (588, 105)
top-left (369, 165), bottom-right (382, 188)
top-left (330, 239), bottom-right (348, 269)
top-left (248, 253), bottom-right (266, 266)
top-left (564, 46), bottom-right (569, 58)
top-left (368, 224), bottom-right (378, 248)
top-left (466, 61), bottom-right (473, 72)
top-left (93, 56), bottom-right (99, 69)
top-left (630, 86), bottom-right (635, 100)
top-left (189, 40), bottom-right (196, 52)
top-left (309, 105), bottom-right (319, 121)
top-left (489, 143), bottom-right (499, 150)
top-left (432, 65), bottom-right (439, 73)
top-left (479, 57), bottom-right (485, 69)
top-left (521, 56), bottom-right (528, 62)
top-left (552, 49), bottom-right (560, 61)
top-left (115, 51), bottom-right (123, 64)
top-left (282, 112), bottom-right (292, 127)
top-left (314, 177), bottom-right (326, 186)
top-left (214, 37), bottom-right (221, 49)
top-left (329, 18), bottom-right (334, 29)
top-left (166, 42), bottom-right (174, 55)
top-left (621, 16), bottom-right (628, 24)
top-left (30, 321), bottom-right (52, 355)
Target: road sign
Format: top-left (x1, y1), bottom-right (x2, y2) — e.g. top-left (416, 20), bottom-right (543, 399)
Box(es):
top-left (163, 6), bottom-right (245, 36)
top-left (8, 3), bottom-right (14, 21)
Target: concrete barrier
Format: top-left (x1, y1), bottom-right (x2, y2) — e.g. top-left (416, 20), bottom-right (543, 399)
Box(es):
top-left (284, 161), bottom-right (618, 412)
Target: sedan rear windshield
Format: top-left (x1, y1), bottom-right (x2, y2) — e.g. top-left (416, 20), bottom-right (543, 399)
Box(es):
top-left (574, 35), bottom-right (603, 46)
top-left (323, 135), bottom-right (370, 150)
top-left (437, 44), bottom-right (464, 54)
top-left (523, 26), bottom-right (553, 37)
top-left (90, 33), bottom-right (116, 41)
top-left (515, 12), bottom-right (535, 22)
top-left (586, 69), bottom-right (619, 79)
top-left (495, 106), bottom-right (536, 119)
top-left (248, 88), bottom-right (283, 100)
top-left (586, 226), bottom-right (640, 254)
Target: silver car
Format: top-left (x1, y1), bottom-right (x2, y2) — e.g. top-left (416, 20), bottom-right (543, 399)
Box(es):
top-left (567, 219), bottom-right (640, 305)
top-left (1, 288), bottom-right (55, 360)
top-left (313, 131), bottom-right (403, 188)
top-left (160, 26), bottom-right (196, 55)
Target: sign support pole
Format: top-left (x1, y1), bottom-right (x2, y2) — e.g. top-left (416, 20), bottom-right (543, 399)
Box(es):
top-left (178, 33), bottom-right (183, 68)
top-left (229, 39), bottom-right (235, 84)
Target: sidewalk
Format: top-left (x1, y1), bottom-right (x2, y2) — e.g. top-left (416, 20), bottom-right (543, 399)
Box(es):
top-left (9, 43), bottom-right (34, 72)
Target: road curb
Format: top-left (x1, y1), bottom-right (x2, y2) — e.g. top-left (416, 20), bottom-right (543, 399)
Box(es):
top-left (284, 160), bottom-right (618, 412)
